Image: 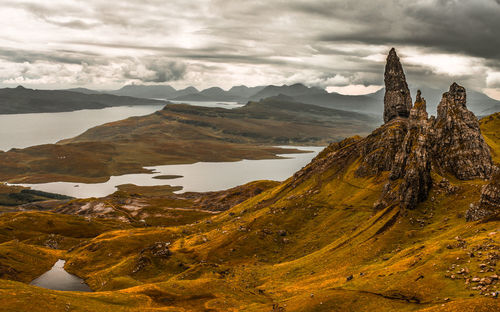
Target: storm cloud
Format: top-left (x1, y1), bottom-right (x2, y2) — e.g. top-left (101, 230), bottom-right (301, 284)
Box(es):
top-left (0, 0), bottom-right (499, 99)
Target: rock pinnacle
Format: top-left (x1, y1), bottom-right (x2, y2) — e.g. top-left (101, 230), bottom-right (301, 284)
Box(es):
top-left (383, 48), bottom-right (412, 123)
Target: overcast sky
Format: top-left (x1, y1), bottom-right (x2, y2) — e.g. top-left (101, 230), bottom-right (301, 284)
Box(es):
top-left (1, 0), bottom-right (500, 98)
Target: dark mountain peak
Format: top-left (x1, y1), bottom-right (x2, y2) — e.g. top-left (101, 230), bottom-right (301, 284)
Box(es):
top-left (119, 84), bottom-right (176, 92)
top-left (250, 83), bottom-right (326, 101)
top-left (15, 85), bottom-right (26, 90)
top-left (202, 86), bottom-right (224, 91)
top-left (179, 86), bottom-right (198, 92)
top-left (383, 48), bottom-right (412, 123)
top-left (229, 85), bottom-right (248, 90)
top-left (264, 94), bottom-right (296, 102)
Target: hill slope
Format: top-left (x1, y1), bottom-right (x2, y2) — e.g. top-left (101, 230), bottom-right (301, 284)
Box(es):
top-left (0, 86), bottom-right (166, 114)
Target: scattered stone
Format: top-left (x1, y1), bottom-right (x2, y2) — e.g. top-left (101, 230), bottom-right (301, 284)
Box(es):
top-left (346, 275), bottom-right (353, 281)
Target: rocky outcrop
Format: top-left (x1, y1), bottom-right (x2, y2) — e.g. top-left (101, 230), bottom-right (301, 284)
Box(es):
top-left (466, 168), bottom-right (500, 221)
top-left (391, 91), bottom-right (432, 210)
top-left (383, 48), bottom-right (412, 123)
top-left (296, 48), bottom-right (494, 216)
top-left (375, 91), bottom-right (432, 210)
top-left (355, 119), bottom-right (408, 177)
top-left (432, 83), bottom-right (493, 180)
top-left (366, 50), bottom-right (493, 212)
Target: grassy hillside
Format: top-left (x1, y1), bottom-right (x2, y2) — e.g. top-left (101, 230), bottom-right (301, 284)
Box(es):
top-left (481, 112), bottom-right (500, 163)
top-left (0, 113), bottom-right (497, 311)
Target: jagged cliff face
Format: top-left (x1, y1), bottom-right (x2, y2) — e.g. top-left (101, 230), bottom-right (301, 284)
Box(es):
top-left (383, 48), bottom-right (413, 123)
top-left (337, 49), bottom-right (494, 214)
top-left (388, 91), bottom-right (433, 210)
top-left (376, 50), bottom-right (493, 212)
top-left (433, 83), bottom-right (493, 179)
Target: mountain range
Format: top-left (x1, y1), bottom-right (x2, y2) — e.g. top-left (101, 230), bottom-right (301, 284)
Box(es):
top-left (66, 83), bottom-right (500, 117)
top-left (1, 82), bottom-right (498, 117)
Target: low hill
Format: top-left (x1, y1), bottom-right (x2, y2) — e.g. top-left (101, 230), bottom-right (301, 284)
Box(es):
top-left (109, 84), bottom-right (177, 98)
top-left (172, 86), bottom-right (242, 102)
top-left (0, 86), bottom-right (167, 114)
top-left (0, 97), bottom-right (378, 183)
top-left (249, 83), bottom-right (327, 100)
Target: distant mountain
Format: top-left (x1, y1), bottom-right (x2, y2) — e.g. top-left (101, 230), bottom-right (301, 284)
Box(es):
top-left (63, 83), bottom-right (500, 117)
top-left (249, 83), bottom-right (327, 101)
top-left (227, 85), bottom-right (266, 98)
top-left (109, 84), bottom-right (177, 99)
top-left (243, 84), bottom-right (384, 116)
top-left (0, 86), bottom-right (167, 114)
top-left (173, 86), bottom-right (199, 98)
top-left (292, 92), bottom-right (382, 115)
top-left (67, 85), bottom-right (200, 100)
top-left (173, 87), bottom-right (242, 102)
top-left (64, 87), bottom-right (102, 95)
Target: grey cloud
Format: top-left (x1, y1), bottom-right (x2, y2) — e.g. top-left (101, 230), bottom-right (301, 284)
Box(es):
top-left (121, 59), bottom-right (187, 83)
top-left (8, 1), bottom-right (99, 29)
top-left (0, 48), bottom-right (109, 66)
top-left (315, 0), bottom-right (500, 60)
top-left (1, 0), bottom-right (499, 94)
top-left (47, 19), bottom-right (99, 30)
top-left (65, 41), bottom-right (297, 67)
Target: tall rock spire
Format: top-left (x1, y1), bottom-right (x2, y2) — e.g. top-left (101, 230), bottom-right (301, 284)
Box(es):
top-left (383, 48), bottom-right (412, 123)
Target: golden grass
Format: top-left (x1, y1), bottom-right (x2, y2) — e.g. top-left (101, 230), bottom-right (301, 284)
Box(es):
top-left (0, 114), bottom-right (498, 311)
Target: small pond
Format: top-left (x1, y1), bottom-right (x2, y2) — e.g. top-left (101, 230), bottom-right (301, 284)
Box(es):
top-left (30, 259), bottom-right (92, 292)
